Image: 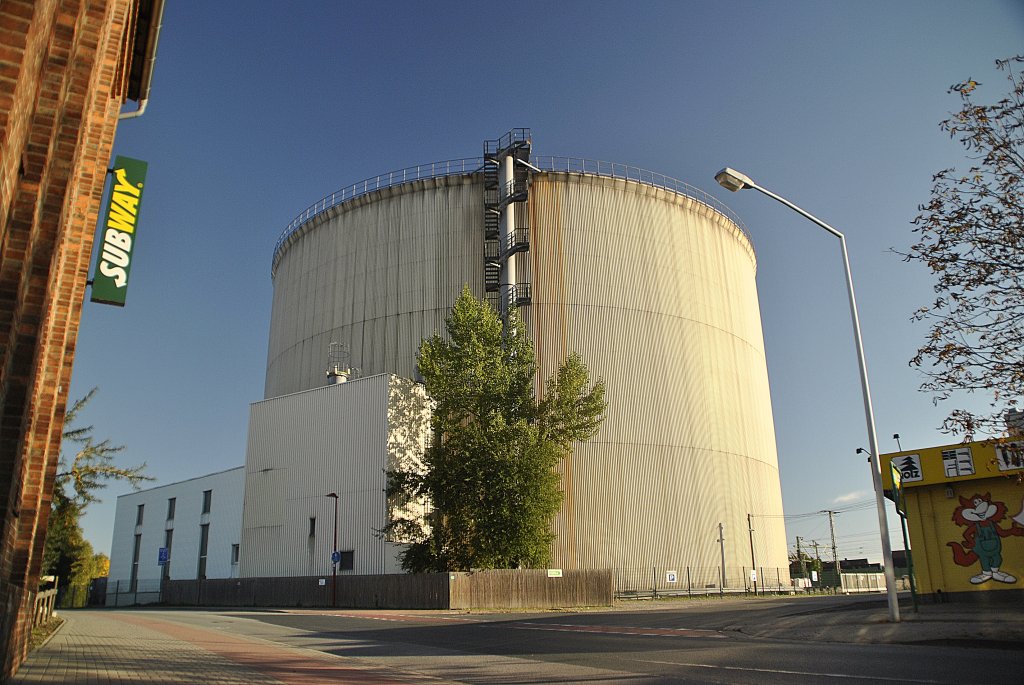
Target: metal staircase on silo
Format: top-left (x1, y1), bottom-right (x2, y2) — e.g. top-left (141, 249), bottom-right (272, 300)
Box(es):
top-left (483, 129), bottom-right (533, 320)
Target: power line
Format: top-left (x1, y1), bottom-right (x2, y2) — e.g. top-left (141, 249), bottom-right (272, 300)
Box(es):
top-left (753, 497), bottom-right (880, 521)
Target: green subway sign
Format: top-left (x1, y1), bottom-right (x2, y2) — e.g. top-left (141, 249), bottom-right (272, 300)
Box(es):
top-left (91, 156), bottom-right (147, 306)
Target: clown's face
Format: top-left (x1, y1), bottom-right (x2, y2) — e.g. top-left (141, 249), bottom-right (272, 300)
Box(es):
top-left (962, 498), bottom-right (997, 522)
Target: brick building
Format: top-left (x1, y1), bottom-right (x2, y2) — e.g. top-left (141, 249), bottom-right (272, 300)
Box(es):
top-left (0, 0), bottom-right (162, 679)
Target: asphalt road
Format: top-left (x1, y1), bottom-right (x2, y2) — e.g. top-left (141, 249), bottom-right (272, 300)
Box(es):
top-left (149, 596), bottom-right (1023, 684)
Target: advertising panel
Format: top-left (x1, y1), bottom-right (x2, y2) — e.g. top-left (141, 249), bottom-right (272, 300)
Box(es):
top-left (882, 439), bottom-right (1023, 490)
top-left (91, 156), bottom-right (147, 306)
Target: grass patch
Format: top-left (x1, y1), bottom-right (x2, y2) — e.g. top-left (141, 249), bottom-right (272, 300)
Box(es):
top-left (28, 616), bottom-right (64, 651)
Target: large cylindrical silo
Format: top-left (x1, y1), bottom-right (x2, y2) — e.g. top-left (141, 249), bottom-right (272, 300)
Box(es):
top-left (267, 151), bottom-right (789, 585)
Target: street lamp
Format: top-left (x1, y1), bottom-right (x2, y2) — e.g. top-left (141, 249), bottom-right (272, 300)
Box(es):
top-left (326, 492), bottom-right (339, 608)
top-left (714, 167), bottom-right (901, 622)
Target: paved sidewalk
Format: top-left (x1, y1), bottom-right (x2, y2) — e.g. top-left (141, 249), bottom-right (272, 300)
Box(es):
top-left (9, 610), bottom-right (445, 684)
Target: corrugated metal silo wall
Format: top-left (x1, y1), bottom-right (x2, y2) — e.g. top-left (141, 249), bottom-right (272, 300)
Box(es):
top-left (239, 375), bottom-right (405, 578)
top-left (528, 173), bottom-right (788, 580)
top-left (265, 175), bottom-right (484, 398)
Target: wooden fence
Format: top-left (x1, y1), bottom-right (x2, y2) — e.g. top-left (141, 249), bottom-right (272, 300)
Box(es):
top-left (32, 588), bottom-right (57, 626)
top-left (449, 569), bottom-right (612, 609)
top-left (160, 569), bottom-right (612, 610)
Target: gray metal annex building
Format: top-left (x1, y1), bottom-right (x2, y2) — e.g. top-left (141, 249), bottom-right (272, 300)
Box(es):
top-left (259, 130), bottom-right (788, 586)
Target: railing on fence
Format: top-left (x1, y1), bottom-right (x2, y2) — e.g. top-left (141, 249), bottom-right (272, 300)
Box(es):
top-left (105, 578), bottom-right (163, 607)
top-left (614, 566), bottom-right (793, 599)
top-left (840, 572), bottom-right (891, 593)
top-left (32, 588), bottom-right (57, 626)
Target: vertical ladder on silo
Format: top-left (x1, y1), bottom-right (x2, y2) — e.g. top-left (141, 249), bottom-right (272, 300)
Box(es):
top-left (483, 129), bottom-right (533, 319)
top-left (483, 150), bottom-right (502, 295)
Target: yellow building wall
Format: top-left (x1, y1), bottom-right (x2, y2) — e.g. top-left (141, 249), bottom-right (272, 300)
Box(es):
top-left (883, 440), bottom-right (1024, 596)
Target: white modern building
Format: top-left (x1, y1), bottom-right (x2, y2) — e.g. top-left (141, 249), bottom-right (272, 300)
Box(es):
top-left (240, 374), bottom-right (429, 578)
top-left (106, 466), bottom-right (244, 604)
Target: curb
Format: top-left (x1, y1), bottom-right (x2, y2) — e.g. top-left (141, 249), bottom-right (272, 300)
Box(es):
top-left (31, 613), bottom-right (66, 652)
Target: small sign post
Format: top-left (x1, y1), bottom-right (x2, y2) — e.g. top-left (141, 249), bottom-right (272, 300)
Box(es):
top-left (890, 460), bottom-right (919, 612)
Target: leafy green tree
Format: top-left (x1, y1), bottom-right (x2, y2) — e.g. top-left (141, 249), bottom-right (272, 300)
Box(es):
top-left (385, 287), bottom-right (606, 572)
top-left (41, 497), bottom-right (84, 589)
top-left (61, 541), bottom-right (108, 608)
top-left (43, 388), bottom-right (150, 604)
top-left (901, 56), bottom-right (1024, 438)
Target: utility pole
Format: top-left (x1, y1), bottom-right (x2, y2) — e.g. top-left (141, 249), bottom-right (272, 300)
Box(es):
top-left (825, 510), bottom-right (842, 593)
top-left (796, 536), bottom-right (808, 579)
top-left (747, 513), bottom-right (758, 596)
top-left (811, 538), bottom-right (822, 581)
top-left (717, 522), bottom-right (726, 595)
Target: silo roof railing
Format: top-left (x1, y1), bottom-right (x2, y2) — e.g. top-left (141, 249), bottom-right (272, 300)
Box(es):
top-left (531, 156), bottom-right (750, 240)
top-left (274, 156), bottom-right (749, 270)
top-left (273, 157), bottom-right (485, 262)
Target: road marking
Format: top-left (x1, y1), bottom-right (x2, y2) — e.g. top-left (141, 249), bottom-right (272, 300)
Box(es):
top-left (291, 611), bottom-right (481, 624)
top-left (635, 659), bottom-right (950, 683)
top-left (511, 622), bottom-right (726, 639)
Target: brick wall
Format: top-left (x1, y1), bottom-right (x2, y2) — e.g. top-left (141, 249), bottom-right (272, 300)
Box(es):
top-left (0, 0), bottom-right (134, 679)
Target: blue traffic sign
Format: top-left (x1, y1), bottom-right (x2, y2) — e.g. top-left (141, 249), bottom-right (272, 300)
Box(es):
top-left (331, 550), bottom-right (341, 564)
top-left (157, 547), bottom-right (169, 565)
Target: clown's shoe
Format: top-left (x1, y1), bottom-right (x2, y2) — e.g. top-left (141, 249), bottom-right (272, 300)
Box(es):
top-left (991, 568), bottom-right (1017, 583)
top-left (970, 571), bottom-right (993, 584)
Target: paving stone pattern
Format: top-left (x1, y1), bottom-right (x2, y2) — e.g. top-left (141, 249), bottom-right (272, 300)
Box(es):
top-left (10, 612), bottom-right (283, 685)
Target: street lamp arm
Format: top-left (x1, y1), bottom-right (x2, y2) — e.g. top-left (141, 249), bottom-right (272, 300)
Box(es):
top-left (741, 182), bottom-right (845, 241)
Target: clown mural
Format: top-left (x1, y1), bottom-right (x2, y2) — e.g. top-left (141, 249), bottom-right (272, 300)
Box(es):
top-left (947, 493), bottom-right (1024, 584)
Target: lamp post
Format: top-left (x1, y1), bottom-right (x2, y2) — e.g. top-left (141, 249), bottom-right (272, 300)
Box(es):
top-left (326, 492), bottom-right (338, 608)
top-left (714, 167), bottom-right (900, 622)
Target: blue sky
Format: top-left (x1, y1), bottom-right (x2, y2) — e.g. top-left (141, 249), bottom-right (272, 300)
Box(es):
top-left (69, 1), bottom-right (1024, 565)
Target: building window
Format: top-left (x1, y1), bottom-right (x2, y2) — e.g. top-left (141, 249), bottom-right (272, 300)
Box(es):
top-left (162, 529), bottom-right (173, 580)
top-left (308, 517), bottom-right (316, 538)
top-left (130, 534), bottom-right (142, 592)
top-left (167, 497), bottom-right (176, 521)
top-left (201, 490), bottom-right (212, 514)
top-left (231, 544), bottom-right (240, 565)
top-left (197, 524), bottom-right (209, 579)
top-left (135, 504), bottom-right (144, 526)
top-left (339, 550), bottom-right (354, 571)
